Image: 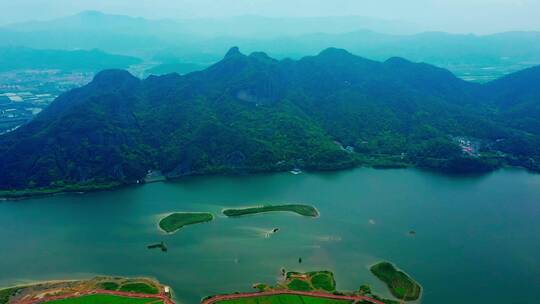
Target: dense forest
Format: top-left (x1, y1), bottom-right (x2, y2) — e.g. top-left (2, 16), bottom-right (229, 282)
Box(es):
top-left (1, 47), bottom-right (539, 193)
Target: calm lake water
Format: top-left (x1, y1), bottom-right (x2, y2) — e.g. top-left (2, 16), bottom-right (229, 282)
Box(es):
top-left (1, 168), bottom-right (539, 304)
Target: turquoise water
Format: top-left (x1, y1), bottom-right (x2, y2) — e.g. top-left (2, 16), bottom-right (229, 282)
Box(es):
top-left (1, 168), bottom-right (539, 304)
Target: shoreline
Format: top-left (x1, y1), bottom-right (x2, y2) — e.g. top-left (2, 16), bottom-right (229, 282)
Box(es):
top-left (0, 279), bottom-right (79, 291)
top-left (1, 164), bottom-right (535, 202)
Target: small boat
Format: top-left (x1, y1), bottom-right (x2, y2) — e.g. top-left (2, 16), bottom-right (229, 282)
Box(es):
top-left (290, 168), bottom-right (302, 175)
top-left (147, 241), bottom-right (168, 252)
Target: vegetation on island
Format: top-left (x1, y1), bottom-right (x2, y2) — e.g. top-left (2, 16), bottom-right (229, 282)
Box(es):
top-left (96, 280), bottom-right (160, 295)
top-left (2, 47), bottom-right (540, 195)
top-left (118, 282), bottom-right (159, 294)
top-left (0, 277), bottom-right (167, 304)
top-left (98, 281), bottom-right (120, 291)
top-left (43, 294), bottom-right (161, 304)
top-left (370, 262), bottom-right (421, 301)
top-left (282, 271), bottom-right (335, 292)
top-left (287, 279), bottom-right (313, 292)
top-left (0, 287), bottom-right (22, 304)
top-left (215, 294), bottom-right (351, 304)
top-left (229, 269), bottom-right (403, 304)
top-left (310, 272), bottom-right (336, 292)
top-left (158, 212), bottom-right (214, 233)
top-left (0, 267), bottom-right (418, 304)
top-left (223, 204), bottom-right (319, 217)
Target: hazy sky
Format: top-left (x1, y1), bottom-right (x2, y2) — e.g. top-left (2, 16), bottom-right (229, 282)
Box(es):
top-left (1, 0), bottom-right (539, 33)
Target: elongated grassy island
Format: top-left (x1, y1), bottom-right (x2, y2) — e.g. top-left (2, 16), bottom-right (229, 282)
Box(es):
top-left (223, 204), bottom-right (319, 217)
top-left (370, 262), bottom-right (421, 301)
top-left (158, 212), bottom-right (213, 233)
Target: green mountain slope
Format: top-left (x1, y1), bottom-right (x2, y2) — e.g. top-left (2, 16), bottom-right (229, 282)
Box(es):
top-left (0, 47), bottom-right (539, 192)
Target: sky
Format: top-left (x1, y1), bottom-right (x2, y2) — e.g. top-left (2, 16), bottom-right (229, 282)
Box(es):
top-left (1, 0), bottom-right (539, 34)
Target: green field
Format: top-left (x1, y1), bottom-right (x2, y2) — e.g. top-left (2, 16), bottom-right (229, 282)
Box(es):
top-left (158, 212), bottom-right (213, 233)
top-left (370, 262), bottom-right (421, 301)
top-left (118, 282), bottom-right (159, 294)
top-left (287, 279), bottom-right (313, 291)
top-left (215, 294), bottom-right (351, 304)
top-left (98, 281), bottom-right (120, 291)
top-left (223, 205), bottom-right (319, 217)
top-left (310, 272), bottom-right (336, 292)
top-left (44, 294), bottom-right (161, 304)
top-left (284, 271), bottom-right (335, 292)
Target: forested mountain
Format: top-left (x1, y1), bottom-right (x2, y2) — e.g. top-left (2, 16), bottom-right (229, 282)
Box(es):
top-left (0, 47), bottom-right (141, 72)
top-left (1, 48), bottom-right (539, 193)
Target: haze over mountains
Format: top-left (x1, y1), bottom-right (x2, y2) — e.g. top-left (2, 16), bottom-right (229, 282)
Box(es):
top-left (0, 47), bottom-right (140, 72)
top-left (5, 11), bottom-right (422, 36)
top-left (1, 11), bottom-right (540, 80)
top-left (1, 47), bottom-right (539, 192)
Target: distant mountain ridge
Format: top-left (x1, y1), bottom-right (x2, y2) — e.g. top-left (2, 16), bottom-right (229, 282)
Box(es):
top-left (0, 47), bottom-right (141, 72)
top-left (1, 11), bottom-right (540, 78)
top-left (4, 11), bottom-right (422, 36)
top-left (0, 48), bottom-right (539, 194)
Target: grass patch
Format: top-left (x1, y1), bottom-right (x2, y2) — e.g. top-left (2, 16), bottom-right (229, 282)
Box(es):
top-left (98, 281), bottom-right (120, 291)
top-left (0, 287), bottom-right (21, 304)
top-left (287, 279), bottom-right (313, 291)
top-left (44, 294), bottom-right (158, 304)
top-left (310, 273), bottom-right (335, 291)
top-left (253, 283), bottom-right (268, 292)
top-left (118, 282), bottom-right (159, 295)
top-left (158, 212), bottom-right (213, 233)
top-left (215, 294), bottom-right (351, 304)
top-left (223, 204), bottom-right (318, 217)
top-left (370, 262), bottom-right (421, 301)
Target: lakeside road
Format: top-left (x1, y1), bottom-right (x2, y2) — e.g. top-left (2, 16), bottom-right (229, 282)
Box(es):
top-left (201, 290), bottom-right (386, 304)
top-left (12, 289), bottom-right (174, 304)
top-left (11, 289), bottom-right (385, 304)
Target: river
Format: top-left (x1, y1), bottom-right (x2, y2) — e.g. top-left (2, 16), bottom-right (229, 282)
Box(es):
top-left (1, 168), bottom-right (539, 304)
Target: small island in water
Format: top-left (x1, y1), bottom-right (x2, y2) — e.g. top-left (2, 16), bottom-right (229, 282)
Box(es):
top-left (159, 212), bottom-right (214, 233)
top-left (370, 262), bottom-right (421, 301)
top-left (223, 204), bottom-right (319, 217)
